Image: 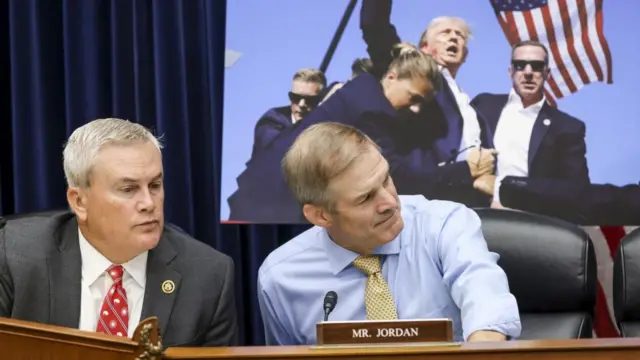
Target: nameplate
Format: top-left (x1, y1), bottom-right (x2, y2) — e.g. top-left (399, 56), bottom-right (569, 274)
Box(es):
top-left (316, 319), bottom-right (453, 345)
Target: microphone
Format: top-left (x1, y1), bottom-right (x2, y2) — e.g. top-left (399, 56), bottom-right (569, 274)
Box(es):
top-left (323, 291), bottom-right (338, 321)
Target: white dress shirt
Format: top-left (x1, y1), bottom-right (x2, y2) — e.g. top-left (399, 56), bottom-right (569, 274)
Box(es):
top-left (440, 67), bottom-right (482, 160)
top-left (493, 89), bottom-right (546, 204)
top-left (78, 229), bottom-right (148, 337)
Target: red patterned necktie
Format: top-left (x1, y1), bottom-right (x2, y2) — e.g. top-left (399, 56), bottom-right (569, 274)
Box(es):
top-left (96, 265), bottom-right (130, 337)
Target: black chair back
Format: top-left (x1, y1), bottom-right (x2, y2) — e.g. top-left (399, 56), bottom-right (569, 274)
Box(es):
top-left (475, 208), bottom-right (597, 339)
top-left (614, 227), bottom-right (640, 337)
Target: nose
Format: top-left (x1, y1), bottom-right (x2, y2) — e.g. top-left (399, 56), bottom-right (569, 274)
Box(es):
top-left (376, 188), bottom-right (397, 214)
top-left (137, 189), bottom-right (156, 213)
top-left (299, 98), bottom-right (307, 107)
top-left (524, 64), bottom-right (534, 75)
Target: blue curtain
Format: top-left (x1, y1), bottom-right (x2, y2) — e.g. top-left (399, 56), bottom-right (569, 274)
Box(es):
top-left (0, 0), bottom-right (310, 345)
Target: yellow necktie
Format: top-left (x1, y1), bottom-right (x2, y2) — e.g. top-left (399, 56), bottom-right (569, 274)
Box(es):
top-left (352, 255), bottom-right (398, 320)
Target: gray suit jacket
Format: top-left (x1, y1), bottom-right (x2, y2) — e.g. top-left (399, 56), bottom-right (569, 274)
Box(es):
top-left (0, 211), bottom-right (238, 347)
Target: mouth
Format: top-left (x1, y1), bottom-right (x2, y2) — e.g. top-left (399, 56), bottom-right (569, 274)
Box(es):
top-left (136, 220), bottom-right (159, 227)
top-left (521, 82), bottom-right (537, 90)
top-left (376, 212), bottom-right (397, 227)
top-left (445, 45), bottom-right (459, 56)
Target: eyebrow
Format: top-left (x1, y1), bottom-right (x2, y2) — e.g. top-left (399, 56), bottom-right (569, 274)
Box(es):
top-left (119, 172), bottom-right (163, 183)
top-left (353, 170), bottom-right (391, 202)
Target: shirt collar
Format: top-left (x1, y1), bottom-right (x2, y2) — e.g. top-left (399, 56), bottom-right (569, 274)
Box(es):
top-left (78, 228), bottom-right (148, 287)
top-left (507, 88), bottom-right (546, 112)
top-left (321, 229), bottom-right (401, 275)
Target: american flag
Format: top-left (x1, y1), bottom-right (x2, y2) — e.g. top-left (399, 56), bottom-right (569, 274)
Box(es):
top-left (490, 0), bottom-right (619, 337)
top-left (491, 0), bottom-right (612, 105)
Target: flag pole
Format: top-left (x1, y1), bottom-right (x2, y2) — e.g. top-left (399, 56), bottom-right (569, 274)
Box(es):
top-left (319, 0), bottom-right (359, 73)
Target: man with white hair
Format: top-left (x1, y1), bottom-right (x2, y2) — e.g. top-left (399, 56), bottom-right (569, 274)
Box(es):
top-left (360, 0), bottom-right (497, 207)
top-left (0, 118), bottom-right (238, 347)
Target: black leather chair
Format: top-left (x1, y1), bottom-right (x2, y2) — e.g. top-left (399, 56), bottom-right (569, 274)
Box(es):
top-left (614, 227), bottom-right (640, 337)
top-left (475, 208), bottom-right (597, 339)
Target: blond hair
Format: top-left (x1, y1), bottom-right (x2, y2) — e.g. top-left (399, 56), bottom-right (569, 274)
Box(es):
top-left (418, 16), bottom-right (472, 48)
top-left (282, 122), bottom-right (378, 209)
top-left (292, 68), bottom-right (327, 89)
top-left (387, 42), bottom-right (441, 91)
top-left (63, 118), bottom-right (163, 188)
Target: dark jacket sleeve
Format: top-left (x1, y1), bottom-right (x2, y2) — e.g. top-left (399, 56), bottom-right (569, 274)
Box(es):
top-left (251, 112), bottom-right (290, 158)
top-left (202, 255), bottom-right (239, 346)
top-left (499, 176), bottom-right (640, 225)
top-left (360, 0), bottom-right (400, 79)
top-left (557, 121), bottom-right (590, 184)
top-left (357, 114), bottom-right (479, 203)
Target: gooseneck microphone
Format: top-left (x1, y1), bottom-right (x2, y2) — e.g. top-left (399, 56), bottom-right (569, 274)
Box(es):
top-left (323, 291), bottom-right (338, 321)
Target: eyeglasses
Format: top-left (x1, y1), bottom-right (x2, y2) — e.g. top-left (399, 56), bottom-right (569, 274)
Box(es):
top-left (288, 92), bottom-right (322, 107)
top-left (511, 60), bottom-right (546, 72)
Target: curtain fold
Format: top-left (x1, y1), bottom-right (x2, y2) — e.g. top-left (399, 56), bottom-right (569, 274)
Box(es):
top-left (0, 0), bottom-right (309, 345)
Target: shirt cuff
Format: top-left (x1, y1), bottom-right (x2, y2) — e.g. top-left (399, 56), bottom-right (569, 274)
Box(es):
top-left (462, 294), bottom-right (522, 341)
top-left (493, 175), bottom-right (505, 204)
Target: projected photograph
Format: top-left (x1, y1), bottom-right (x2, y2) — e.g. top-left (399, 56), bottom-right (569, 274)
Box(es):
top-left (220, 0), bottom-right (639, 225)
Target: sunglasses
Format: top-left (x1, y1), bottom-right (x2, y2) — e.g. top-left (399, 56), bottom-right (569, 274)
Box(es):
top-left (288, 92), bottom-right (322, 107)
top-left (511, 60), bottom-right (547, 72)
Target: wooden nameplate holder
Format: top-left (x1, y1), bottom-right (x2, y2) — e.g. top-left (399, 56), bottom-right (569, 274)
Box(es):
top-left (316, 318), bottom-right (454, 346)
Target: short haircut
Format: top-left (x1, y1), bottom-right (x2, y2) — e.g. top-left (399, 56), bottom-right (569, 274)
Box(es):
top-left (292, 68), bottom-right (327, 89)
top-left (63, 118), bottom-right (162, 188)
top-left (511, 39), bottom-right (549, 65)
top-left (282, 122), bottom-right (379, 210)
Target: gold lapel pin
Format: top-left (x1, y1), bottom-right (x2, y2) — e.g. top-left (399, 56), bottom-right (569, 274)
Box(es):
top-left (161, 280), bottom-right (176, 294)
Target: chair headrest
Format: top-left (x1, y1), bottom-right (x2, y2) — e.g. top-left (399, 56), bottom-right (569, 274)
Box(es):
top-left (475, 208), bottom-right (597, 313)
top-left (614, 228), bottom-right (640, 322)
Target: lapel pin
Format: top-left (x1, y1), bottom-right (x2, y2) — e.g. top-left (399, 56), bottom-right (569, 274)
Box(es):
top-left (543, 119), bottom-right (551, 126)
top-left (161, 280), bottom-right (176, 294)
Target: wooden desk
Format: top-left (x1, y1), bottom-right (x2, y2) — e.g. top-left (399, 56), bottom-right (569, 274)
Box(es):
top-left (165, 338), bottom-right (640, 360)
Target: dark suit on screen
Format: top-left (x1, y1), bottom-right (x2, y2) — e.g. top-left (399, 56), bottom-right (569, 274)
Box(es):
top-left (227, 73), bottom-right (487, 223)
top-left (472, 93), bottom-right (589, 183)
top-left (251, 106), bottom-right (294, 158)
top-left (499, 176), bottom-right (640, 226)
top-left (0, 211), bottom-right (238, 347)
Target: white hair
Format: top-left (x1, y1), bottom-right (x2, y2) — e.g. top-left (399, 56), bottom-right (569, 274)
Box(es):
top-left (420, 16), bottom-right (473, 46)
top-left (63, 118), bottom-right (163, 188)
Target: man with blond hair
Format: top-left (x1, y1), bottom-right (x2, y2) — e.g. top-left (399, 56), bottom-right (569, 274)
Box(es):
top-left (0, 118), bottom-right (238, 346)
top-left (250, 68), bottom-right (327, 157)
top-left (257, 122), bottom-right (521, 345)
top-left (360, 0), bottom-right (497, 207)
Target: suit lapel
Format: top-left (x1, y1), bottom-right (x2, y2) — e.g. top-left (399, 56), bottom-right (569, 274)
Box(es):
top-left (49, 217), bottom-right (82, 328)
top-left (476, 95), bottom-right (509, 149)
top-left (528, 104), bottom-right (552, 168)
top-left (140, 233), bottom-right (181, 336)
top-left (433, 75), bottom-right (464, 161)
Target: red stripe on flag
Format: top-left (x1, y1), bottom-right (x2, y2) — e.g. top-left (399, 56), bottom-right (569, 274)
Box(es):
top-left (576, 0), bottom-right (605, 81)
top-left (539, 5), bottom-right (578, 92)
top-left (600, 226), bottom-right (626, 257)
top-left (594, 281), bottom-right (620, 337)
top-left (594, 0), bottom-right (613, 83)
top-left (556, 0), bottom-right (591, 84)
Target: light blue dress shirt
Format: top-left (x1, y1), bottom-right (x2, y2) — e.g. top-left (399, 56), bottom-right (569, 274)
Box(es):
top-left (257, 195), bottom-right (521, 345)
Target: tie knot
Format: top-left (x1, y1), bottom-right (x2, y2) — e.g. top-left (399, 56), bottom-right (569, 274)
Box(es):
top-left (352, 255), bottom-right (382, 275)
top-left (107, 265), bottom-right (124, 281)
